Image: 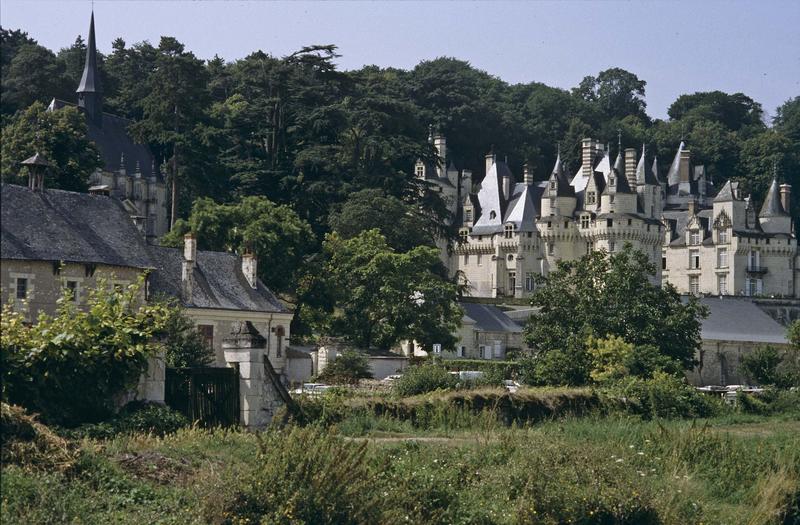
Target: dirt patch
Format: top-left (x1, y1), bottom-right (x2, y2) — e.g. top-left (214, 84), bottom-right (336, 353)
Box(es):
top-left (115, 451), bottom-right (193, 485)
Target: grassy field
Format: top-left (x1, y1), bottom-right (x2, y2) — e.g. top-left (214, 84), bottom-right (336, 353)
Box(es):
top-left (2, 402), bottom-right (799, 525)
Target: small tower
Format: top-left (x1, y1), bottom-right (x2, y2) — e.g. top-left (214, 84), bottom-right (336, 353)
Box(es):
top-left (21, 152), bottom-right (52, 192)
top-left (76, 12), bottom-right (103, 125)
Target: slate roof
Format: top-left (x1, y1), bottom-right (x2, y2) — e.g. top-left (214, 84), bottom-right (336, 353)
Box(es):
top-left (694, 297), bottom-right (788, 344)
top-left (471, 160), bottom-right (512, 234)
top-left (77, 12), bottom-right (102, 94)
top-left (460, 302), bottom-right (522, 333)
top-left (636, 145), bottom-right (659, 185)
top-left (759, 179), bottom-right (789, 218)
top-left (713, 180), bottom-right (738, 203)
top-left (666, 141), bottom-right (686, 187)
top-left (504, 183), bottom-right (540, 232)
top-left (50, 99), bottom-right (162, 181)
top-left (147, 246), bottom-right (287, 313)
top-left (1, 183), bottom-right (286, 314)
top-left (1, 183), bottom-right (153, 268)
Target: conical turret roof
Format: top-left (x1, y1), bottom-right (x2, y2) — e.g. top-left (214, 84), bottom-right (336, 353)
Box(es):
top-left (759, 178), bottom-right (789, 217)
top-left (77, 12), bottom-right (103, 94)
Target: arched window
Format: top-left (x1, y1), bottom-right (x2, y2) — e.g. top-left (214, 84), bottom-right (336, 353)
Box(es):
top-left (489, 210), bottom-right (497, 220)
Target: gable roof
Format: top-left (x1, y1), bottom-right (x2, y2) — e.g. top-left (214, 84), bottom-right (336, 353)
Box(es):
top-left (49, 99), bottom-right (162, 181)
top-left (460, 302), bottom-right (522, 333)
top-left (147, 246), bottom-right (287, 313)
top-left (504, 183), bottom-right (539, 231)
top-left (696, 297), bottom-right (788, 344)
top-left (1, 183), bottom-right (286, 314)
top-left (1, 183), bottom-right (153, 268)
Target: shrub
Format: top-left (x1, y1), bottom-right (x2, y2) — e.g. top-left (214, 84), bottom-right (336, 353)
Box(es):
top-left (64, 403), bottom-right (189, 440)
top-left (317, 349), bottom-right (372, 385)
top-left (606, 372), bottom-right (720, 419)
top-left (0, 278), bottom-right (172, 426)
top-left (393, 363), bottom-right (457, 397)
top-left (160, 301), bottom-right (215, 368)
top-left (739, 345), bottom-right (800, 388)
top-left (205, 426), bottom-right (381, 524)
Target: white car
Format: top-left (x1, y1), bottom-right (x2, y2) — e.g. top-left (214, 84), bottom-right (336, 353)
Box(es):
top-left (290, 383), bottom-right (332, 395)
top-left (382, 374), bottom-right (404, 383)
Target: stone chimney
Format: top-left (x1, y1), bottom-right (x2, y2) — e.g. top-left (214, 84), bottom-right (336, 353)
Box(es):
top-left (242, 252), bottom-right (258, 289)
top-left (461, 169), bottom-right (473, 195)
top-left (485, 150), bottom-right (496, 174)
top-left (624, 148), bottom-right (637, 187)
top-left (523, 162), bottom-right (534, 185)
top-left (679, 149), bottom-right (691, 182)
top-left (780, 184), bottom-right (792, 214)
top-left (581, 138), bottom-right (596, 178)
top-left (433, 134), bottom-right (446, 178)
top-left (687, 196), bottom-right (697, 217)
top-left (502, 174), bottom-right (513, 202)
top-left (21, 152), bottom-right (51, 192)
top-left (182, 233), bottom-right (196, 301)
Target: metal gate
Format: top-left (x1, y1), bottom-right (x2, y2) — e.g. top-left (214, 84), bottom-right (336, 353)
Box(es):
top-left (165, 367), bottom-right (240, 427)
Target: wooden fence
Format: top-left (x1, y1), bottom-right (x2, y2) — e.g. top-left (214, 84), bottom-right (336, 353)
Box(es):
top-left (165, 367), bottom-right (240, 427)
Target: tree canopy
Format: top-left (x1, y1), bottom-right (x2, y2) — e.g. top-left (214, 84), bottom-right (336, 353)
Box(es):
top-left (523, 245), bottom-right (708, 385)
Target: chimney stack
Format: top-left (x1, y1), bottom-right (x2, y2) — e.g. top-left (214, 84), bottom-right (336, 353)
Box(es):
top-left (679, 149), bottom-right (691, 182)
top-left (242, 252), bottom-right (258, 289)
top-left (182, 233), bottom-right (196, 301)
top-left (21, 152), bottom-right (51, 192)
top-left (581, 138), bottom-right (596, 178)
top-left (485, 149), bottom-right (496, 174)
top-left (624, 148), bottom-right (637, 188)
top-left (433, 134), bottom-right (446, 178)
top-left (502, 174), bottom-right (513, 202)
top-left (523, 162), bottom-right (534, 185)
top-left (687, 197), bottom-right (697, 217)
top-left (780, 183), bottom-right (792, 214)
top-left (461, 169), bottom-right (473, 195)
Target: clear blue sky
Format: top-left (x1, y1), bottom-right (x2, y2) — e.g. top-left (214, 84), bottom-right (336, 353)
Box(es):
top-left (2, 0), bottom-right (798, 120)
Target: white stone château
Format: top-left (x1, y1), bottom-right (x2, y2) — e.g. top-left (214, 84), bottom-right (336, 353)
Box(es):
top-left (419, 134), bottom-right (798, 299)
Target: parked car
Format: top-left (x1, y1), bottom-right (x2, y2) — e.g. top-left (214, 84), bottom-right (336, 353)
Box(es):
top-left (290, 383), bottom-right (333, 396)
top-left (503, 380), bottom-right (521, 393)
top-left (450, 371), bottom-right (484, 381)
top-left (382, 374), bottom-right (404, 383)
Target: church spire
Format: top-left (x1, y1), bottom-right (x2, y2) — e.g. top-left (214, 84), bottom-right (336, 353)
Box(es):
top-left (77, 12), bottom-right (103, 124)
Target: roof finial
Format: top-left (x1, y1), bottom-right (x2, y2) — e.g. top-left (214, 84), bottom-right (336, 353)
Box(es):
top-left (617, 129), bottom-right (622, 151)
top-left (427, 123), bottom-right (433, 142)
top-left (773, 160), bottom-right (778, 180)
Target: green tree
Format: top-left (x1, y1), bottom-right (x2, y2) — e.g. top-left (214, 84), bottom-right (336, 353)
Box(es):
top-left (317, 349), bottom-right (372, 385)
top-left (162, 195), bottom-right (313, 295)
top-left (668, 91), bottom-right (765, 135)
top-left (329, 188), bottom-right (438, 252)
top-left (523, 245), bottom-right (707, 386)
top-left (574, 68), bottom-right (649, 122)
top-left (0, 278), bottom-right (171, 425)
top-left (131, 36), bottom-right (210, 226)
top-left (1, 42), bottom-right (66, 117)
top-left (1, 101), bottom-right (102, 191)
top-left (314, 230), bottom-right (461, 350)
top-left (159, 300), bottom-right (216, 368)
top-left (774, 97), bottom-right (800, 144)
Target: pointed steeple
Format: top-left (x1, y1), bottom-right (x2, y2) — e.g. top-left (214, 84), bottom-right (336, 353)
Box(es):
top-left (635, 144), bottom-right (659, 185)
top-left (551, 144), bottom-right (564, 178)
top-left (548, 146), bottom-right (575, 197)
top-left (759, 178), bottom-right (789, 217)
top-left (77, 12), bottom-right (103, 124)
top-left (651, 156), bottom-right (659, 184)
top-left (666, 141), bottom-right (686, 187)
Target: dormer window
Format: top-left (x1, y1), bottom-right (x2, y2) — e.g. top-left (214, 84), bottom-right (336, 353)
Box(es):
top-left (586, 192), bottom-right (596, 205)
top-left (465, 208), bottom-right (473, 223)
top-left (459, 228), bottom-right (469, 243)
top-left (550, 181), bottom-right (556, 191)
top-left (415, 165), bottom-right (424, 177)
top-left (609, 175), bottom-right (615, 186)
top-left (504, 224), bottom-right (514, 239)
top-left (489, 211), bottom-right (497, 220)
top-left (718, 229), bottom-right (729, 244)
top-left (581, 216), bottom-right (590, 229)
top-left (690, 230), bottom-right (700, 245)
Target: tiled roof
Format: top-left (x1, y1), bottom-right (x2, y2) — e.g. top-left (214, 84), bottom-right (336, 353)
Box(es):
top-left (694, 297), bottom-right (788, 344)
top-left (461, 302), bottom-right (522, 333)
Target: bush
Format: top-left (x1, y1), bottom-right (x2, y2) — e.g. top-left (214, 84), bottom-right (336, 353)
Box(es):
top-left (160, 302), bottom-right (215, 368)
top-left (205, 426), bottom-right (381, 524)
top-left (739, 345), bottom-right (800, 388)
top-left (317, 349), bottom-right (372, 385)
top-left (63, 403), bottom-right (189, 440)
top-left (606, 372), bottom-right (721, 419)
top-left (0, 278), bottom-right (172, 426)
top-left (393, 363), bottom-right (457, 397)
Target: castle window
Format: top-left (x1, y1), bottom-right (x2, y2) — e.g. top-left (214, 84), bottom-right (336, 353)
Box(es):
top-left (197, 325), bottom-right (214, 348)
top-left (610, 195), bottom-right (615, 204)
top-left (508, 272), bottom-right (516, 293)
top-left (65, 280), bottom-right (78, 302)
top-left (416, 165), bottom-right (424, 177)
top-left (689, 276), bottom-right (700, 295)
top-left (477, 254), bottom-right (482, 266)
top-left (507, 254), bottom-right (514, 262)
top-left (662, 256), bottom-right (667, 270)
top-left (465, 208), bottom-right (473, 222)
top-left (463, 254), bottom-right (469, 265)
top-left (564, 221), bottom-right (569, 229)
top-left (489, 211), bottom-right (496, 220)
top-left (548, 243), bottom-right (554, 255)
top-left (609, 175), bottom-right (615, 186)
top-left (689, 230), bottom-right (700, 245)
top-left (587, 192), bottom-right (596, 205)
top-left (504, 224), bottom-right (514, 239)
top-left (581, 216), bottom-right (589, 229)
top-left (690, 249), bottom-right (700, 269)
top-left (627, 219), bottom-right (632, 226)
top-left (550, 181), bottom-right (556, 191)
top-left (608, 241), bottom-right (616, 253)
top-left (718, 274), bottom-right (728, 295)
top-left (719, 229), bottom-right (729, 244)
top-left (459, 229), bottom-right (468, 242)
top-left (15, 278), bottom-right (28, 299)
top-left (717, 248), bottom-right (728, 268)
top-left (606, 219), bottom-right (613, 228)
top-left (525, 273), bottom-right (535, 292)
